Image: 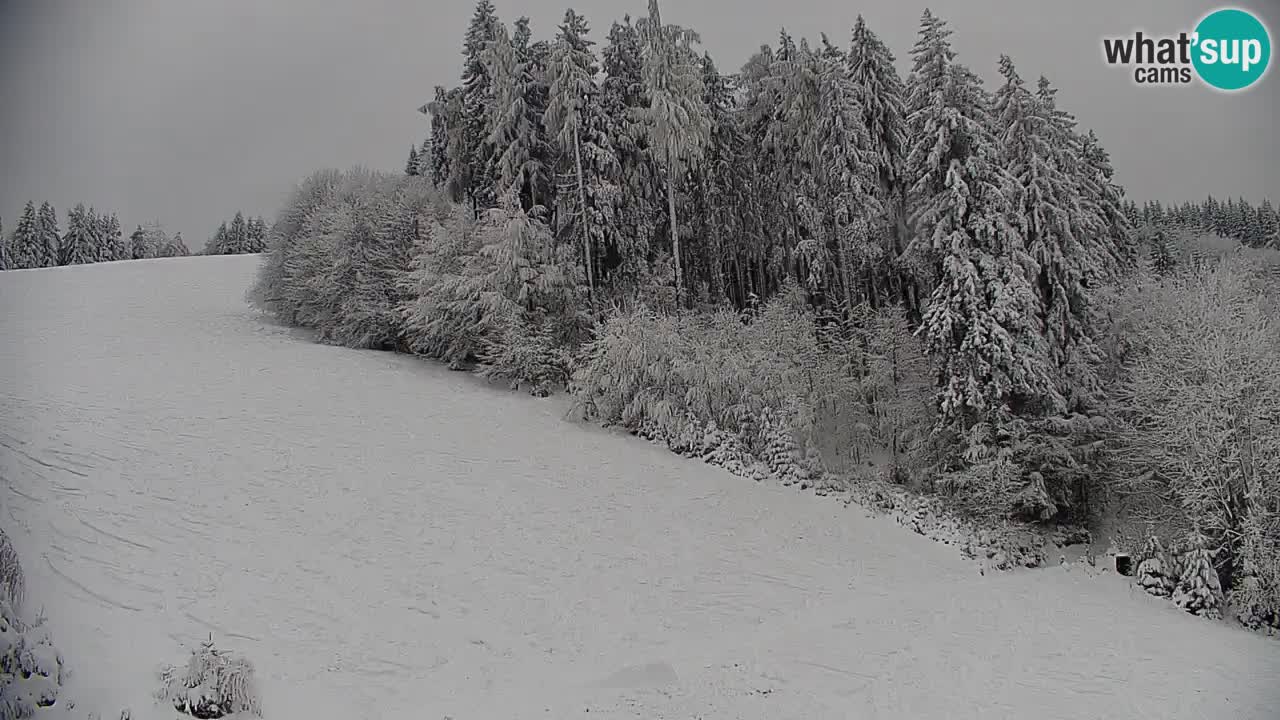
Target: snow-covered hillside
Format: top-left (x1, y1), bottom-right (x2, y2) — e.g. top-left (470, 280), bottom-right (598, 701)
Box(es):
top-left (1, 256), bottom-right (1276, 719)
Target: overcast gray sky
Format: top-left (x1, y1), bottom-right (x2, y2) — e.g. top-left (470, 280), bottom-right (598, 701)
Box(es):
top-left (1, 0), bottom-right (1276, 249)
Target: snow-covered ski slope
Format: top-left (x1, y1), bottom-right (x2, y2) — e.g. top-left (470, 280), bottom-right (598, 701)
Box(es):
top-left (1, 255), bottom-right (1276, 720)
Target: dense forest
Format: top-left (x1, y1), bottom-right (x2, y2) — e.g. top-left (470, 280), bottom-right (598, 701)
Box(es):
top-left (243, 0), bottom-right (1275, 633)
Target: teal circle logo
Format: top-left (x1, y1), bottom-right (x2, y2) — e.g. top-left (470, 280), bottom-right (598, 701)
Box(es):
top-left (1192, 8), bottom-right (1271, 91)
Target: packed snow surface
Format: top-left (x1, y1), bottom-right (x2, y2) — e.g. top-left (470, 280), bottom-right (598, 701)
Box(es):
top-left (1, 255), bottom-right (1276, 719)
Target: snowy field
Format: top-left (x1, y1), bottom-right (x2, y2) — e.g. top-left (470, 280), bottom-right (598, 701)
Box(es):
top-left (1, 255), bottom-right (1277, 719)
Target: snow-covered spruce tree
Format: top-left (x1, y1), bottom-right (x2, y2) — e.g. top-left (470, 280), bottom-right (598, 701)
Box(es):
top-left (904, 12), bottom-right (1059, 518)
top-left (405, 144), bottom-right (421, 176)
top-left (1035, 77), bottom-right (1129, 280)
top-left (0, 216), bottom-right (8, 271)
top-left (996, 58), bottom-right (1095, 390)
top-left (423, 86), bottom-right (456, 190)
top-left (9, 202), bottom-right (41, 269)
top-left (1172, 529), bottom-right (1225, 619)
top-left (102, 213), bottom-right (128, 261)
top-left (475, 194), bottom-right (588, 395)
top-left (481, 21), bottom-right (546, 213)
top-left (157, 637), bottom-right (262, 718)
top-left (689, 52), bottom-right (744, 307)
top-left (59, 204), bottom-right (97, 265)
top-left (1135, 533), bottom-right (1175, 597)
top-left (546, 8), bottom-right (619, 297)
top-left (208, 222), bottom-right (230, 255)
top-left (245, 216), bottom-right (268, 253)
top-left (459, 0), bottom-right (502, 214)
top-left (849, 14), bottom-right (910, 306)
top-left (811, 44), bottom-right (881, 312)
top-left (599, 15), bottom-right (661, 291)
top-left (35, 202), bottom-right (59, 268)
top-left (637, 0), bottom-right (711, 309)
top-left (128, 225), bottom-right (147, 260)
top-left (227, 212), bottom-right (250, 254)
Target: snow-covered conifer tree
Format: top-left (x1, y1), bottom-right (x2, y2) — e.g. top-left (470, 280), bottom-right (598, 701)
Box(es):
top-left (599, 16), bottom-right (659, 286)
top-left (405, 145), bottom-right (420, 176)
top-left (482, 21), bottom-right (544, 210)
top-left (9, 202), bottom-right (41, 269)
top-left (849, 15), bottom-right (909, 303)
top-left (130, 224), bottom-right (150, 259)
top-left (546, 8), bottom-right (610, 294)
top-left (995, 56), bottom-right (1102, 410)
top-left (904, 11), bottom-right (1054, 423)
top-left (460, 0), bottom-right (502, 213)
top-left (60, 204), bottom-right (97, 265)
top-left (637, 0), bottom-right (711, 308)
top-left (35, 202), bottom-right (59, 267)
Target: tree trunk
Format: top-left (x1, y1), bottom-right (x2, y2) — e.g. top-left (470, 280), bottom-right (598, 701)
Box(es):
top-left (667, 161), bottom-right (683, 309)
top-left (574, 132), bottom-right (594, 297)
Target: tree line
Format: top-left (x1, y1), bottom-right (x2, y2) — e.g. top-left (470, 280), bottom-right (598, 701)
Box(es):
top-left (0, 201), bottom-right (189, 270)
top-left (204, 211), bottom-right (269, 255)
top-left (253, 1), bottom-right (1277, 631)
top-left (1126, 197), bottom-right (1280, 249)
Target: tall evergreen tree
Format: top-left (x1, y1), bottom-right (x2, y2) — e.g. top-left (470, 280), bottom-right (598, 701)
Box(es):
top-left (482, 21), bottom-right (545, 210)
top-left (904, 11), bottom-right (1054, 423)
top-left (9, 201), bottom-right (42, 269)
top-left (246, 215), bottom-right (269, 253)
top-left (104, 212), bottom-right (128, 261)
top-left (849, 15), bottom-right (909, 304)
top-left (546, 8), bottom-right (607, 294)
top-left (995, 56), bottom-right (1099, 409)
top-left (130, 224), bottom-right (150, 259)
top-left (637, 0), bottom-right (711, 308)
top-left (228, 211), bottom-right (250, 253)
top-left (36, 202), bottom-right (60, 267)
top-left (460, 0), bottom-right (502, 213)
top-left (599, 16), bottom-right (661, 286)
top-left (61, 204), bottom-right (97, 265)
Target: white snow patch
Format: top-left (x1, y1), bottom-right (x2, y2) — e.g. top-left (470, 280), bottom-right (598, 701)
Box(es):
top-left (0, 255), bottom-right (1276, 719)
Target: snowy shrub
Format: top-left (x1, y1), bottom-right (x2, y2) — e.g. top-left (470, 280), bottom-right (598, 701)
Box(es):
top-left (1, 599), bottom-right (65, 719)
top-left (157, 638), bottom-right (262, 719)
top-left (402, 192), bottom-right (587, 377)
top-left (248, 168), bottom-right (344, 319)
top-left (0, 528), bottom-right (22, 610)
top-left (325, 178), bottom-right (433, 350)
top-left (1171, 530), bottom-right (1225, 620)
top-left (1229, 525), bottom-right (1280, 632)
top-left (1135, 534), bottom-right (1175, 598)
top-left (570, 284), bottom-right (932, 487)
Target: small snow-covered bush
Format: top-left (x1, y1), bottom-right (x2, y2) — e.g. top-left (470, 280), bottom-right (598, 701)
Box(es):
top-left (1135, 534), bottom-right (1176, 598)
top-left (1171, 531), bottom-right (1225, 620)
top-left (0, 528), bottom-right (22, 609)
top-left (157, 638), bottom-right (262, 719)
top-left (1, 599), bottom-right (64, 719)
